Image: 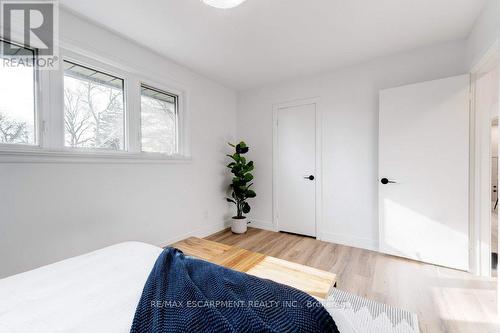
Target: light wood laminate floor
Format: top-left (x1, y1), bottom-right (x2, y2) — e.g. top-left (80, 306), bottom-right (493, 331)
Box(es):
top-left (206, 228), bottom-right (499, 333)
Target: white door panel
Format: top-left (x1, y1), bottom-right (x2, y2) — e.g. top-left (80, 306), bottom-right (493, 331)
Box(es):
top-left (277, 103), bottom-right (316, 237)
top-left (379, 75), bottom-right (470, 271)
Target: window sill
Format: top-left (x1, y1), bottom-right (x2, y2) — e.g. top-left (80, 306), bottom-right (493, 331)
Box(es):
top-left (0, 149), bottom-right (192, 164)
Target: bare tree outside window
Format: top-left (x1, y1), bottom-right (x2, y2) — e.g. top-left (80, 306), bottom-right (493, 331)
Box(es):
top-left (141, 85), bottom-right (178, 154)
top-left (0, 114), bottom-right (29, 144)
top-left (63, 61), bottom-right (125, 150)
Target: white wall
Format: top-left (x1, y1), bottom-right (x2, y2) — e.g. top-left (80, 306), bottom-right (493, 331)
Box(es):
top-left (492, 124), bottom-right (498, 157)
top-left (237, 40), bottom-right (467, 250)
top-left (466, 0), bottom-right (500, 69)
top-left (0, 10), bottom-right (237, 278)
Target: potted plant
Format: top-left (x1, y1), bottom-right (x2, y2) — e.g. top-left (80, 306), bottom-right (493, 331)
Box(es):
top-left (226, 141), bottom-right (256, 234)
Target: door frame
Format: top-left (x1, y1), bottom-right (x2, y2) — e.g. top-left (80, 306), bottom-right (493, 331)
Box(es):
top-left (272, 97), bottom-right (323, 239)
top-left (470, 40), bottom-right (500, 277)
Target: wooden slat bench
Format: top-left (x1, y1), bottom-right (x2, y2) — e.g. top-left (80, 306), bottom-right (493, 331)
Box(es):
top-left (172, 237), bottom-right (337, 300)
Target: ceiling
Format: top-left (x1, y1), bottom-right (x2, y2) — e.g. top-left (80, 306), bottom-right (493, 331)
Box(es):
top-left (60, 0), bottom-right (486, 91)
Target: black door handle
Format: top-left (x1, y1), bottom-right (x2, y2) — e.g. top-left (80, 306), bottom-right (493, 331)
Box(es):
top-left (304, 175), bottom-right (315, 181)
top-left (381, 178), bottom-right (396, 184)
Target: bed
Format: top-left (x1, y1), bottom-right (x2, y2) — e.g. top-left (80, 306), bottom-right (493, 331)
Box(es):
top-left (0, 242), bottom-right (162, 333)
top-left (0, 242), bottom-right (417, 333)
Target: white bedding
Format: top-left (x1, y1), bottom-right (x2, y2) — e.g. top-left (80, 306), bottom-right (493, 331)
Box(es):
top-left (0, 242), bottom-right (162, 333)
top-left (0, 242), bottom-right (354, 333)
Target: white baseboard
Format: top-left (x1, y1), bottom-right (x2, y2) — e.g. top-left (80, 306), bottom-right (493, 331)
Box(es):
top-left (319, 232), bottom-right (379, 252)
top-left (160, 221), bottom-right (230, 248)
top-left (166, 220), bottom-right (379, 253)
top-left (247, 220), bottom-right (379, 252)
top-left (248, 219), bottom-right (276, 231)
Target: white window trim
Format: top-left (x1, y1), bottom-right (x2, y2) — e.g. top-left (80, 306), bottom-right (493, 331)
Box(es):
top-left (0, 39), bottom-right (44, 149)
top-left (0, 149), bottom-right (192, 164)
top-left (58, 53), bottom-right (129, 153)
top-left (0, 45), bottom-right (191, 164)
top-left (139, 80), bottom-right (186, 157)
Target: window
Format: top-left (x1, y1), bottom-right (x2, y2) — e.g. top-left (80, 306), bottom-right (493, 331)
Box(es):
top-left (0, 44), bottom-right (188, 162)
top-left (0, 40), bottom-right (37, 145)
top-left (140, 85), bottom-right (178, 154)
top-left (63, 60), bottom-right (125, 150)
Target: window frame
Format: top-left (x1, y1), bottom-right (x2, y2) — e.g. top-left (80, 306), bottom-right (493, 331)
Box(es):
top-left (61, 58), bottom-right (128, 153)
top-left (139, 82), bottom-right (181, 156)
top-left (0, 43), bottom-right (191, 163)
top-left (0, 38), bottom-right (44, 150)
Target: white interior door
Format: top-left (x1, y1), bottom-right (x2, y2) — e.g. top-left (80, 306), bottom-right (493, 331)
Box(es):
top-left (379, 75), bottom-right (470, 271)
top-left (276, 103), bottom-right (316, 237)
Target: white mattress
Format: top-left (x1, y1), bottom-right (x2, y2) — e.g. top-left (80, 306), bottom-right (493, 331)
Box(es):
top-left (0, 242), bottom-right (163, 333)
top-left (0, 241), bottom-right (356, 333)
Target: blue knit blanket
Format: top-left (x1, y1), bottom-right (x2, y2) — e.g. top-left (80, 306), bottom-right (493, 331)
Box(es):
top-left (130, 247), bottom-right (338, 333)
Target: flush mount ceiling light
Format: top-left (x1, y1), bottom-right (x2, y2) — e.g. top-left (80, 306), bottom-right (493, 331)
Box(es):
top-left (202, 0), bottom-right (247, 9)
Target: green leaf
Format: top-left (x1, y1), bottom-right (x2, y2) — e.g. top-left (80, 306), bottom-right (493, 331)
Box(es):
top-left (244, 162), bottom-right (254, 172)
top-left (236, 141), bottom-right (249, 154)
top-left (233, 176), bottom-right (246, 183)
top-left (226, 154), bottom-right (238, 162)
top-left (244, 173), bottom-right (254, 182)
top-left (246, 190), bottom-right (256, 198)
top-left (242, 202), bottom-right (251, 214)
top-left (226, 198), bottom-right (236, 204)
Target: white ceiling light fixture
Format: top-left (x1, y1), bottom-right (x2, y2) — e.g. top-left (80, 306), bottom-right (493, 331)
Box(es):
top-left (202, 0), bottom-right (247, 9)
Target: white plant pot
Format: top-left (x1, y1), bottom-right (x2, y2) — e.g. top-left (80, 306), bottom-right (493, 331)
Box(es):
top-left (231, 217), bottom-right (248, 234)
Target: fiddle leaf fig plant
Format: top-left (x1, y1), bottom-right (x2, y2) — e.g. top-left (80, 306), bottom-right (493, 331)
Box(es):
top-left (226, 141), bottom-right (256, 219)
